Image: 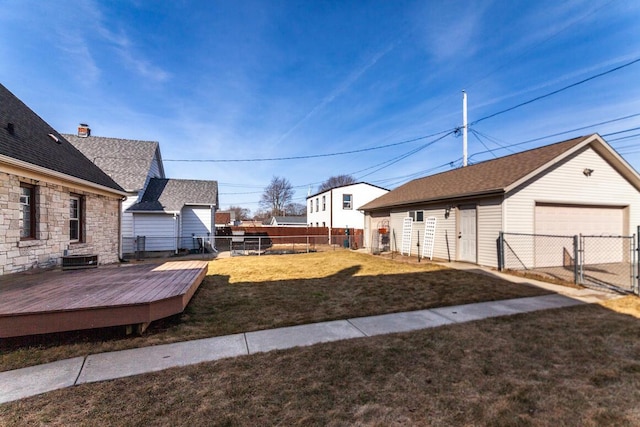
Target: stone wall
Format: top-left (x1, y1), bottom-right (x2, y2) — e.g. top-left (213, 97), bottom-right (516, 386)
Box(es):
top-left (0, 172), bottom-right (121, 275)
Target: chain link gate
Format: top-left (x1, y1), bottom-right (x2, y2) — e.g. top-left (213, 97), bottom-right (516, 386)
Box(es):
top-left (578, 235), bottom-right (636, 293)
top-left (500, 231), bottom-right (638, 294)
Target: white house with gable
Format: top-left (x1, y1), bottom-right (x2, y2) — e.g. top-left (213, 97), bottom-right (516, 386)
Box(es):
top-left (307, 182), bottom-right (389, 245)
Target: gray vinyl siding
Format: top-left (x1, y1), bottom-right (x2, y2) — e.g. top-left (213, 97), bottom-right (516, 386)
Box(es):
top-left (121, 194), bottom-right (138, 239)
top-left (180, 206), bottom-right (213, 249)
top-left (390, 205), bottom-right (456, 261)
top-left (505, 146), bottom-right (640, 235)
top-left (364, 211), bottom-right (391, 249)
top-left (132, 214), bottom-right (177, 252)
top-left (476, 197), bottom-right (503, 267)
top-left (149, 153), bottom-right (163, 179)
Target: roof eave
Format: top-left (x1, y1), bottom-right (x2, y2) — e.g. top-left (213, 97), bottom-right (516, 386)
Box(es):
top-left (361, 188), bottom-right (505, 212)
top-left (0, 154), bottom-right (128, 197)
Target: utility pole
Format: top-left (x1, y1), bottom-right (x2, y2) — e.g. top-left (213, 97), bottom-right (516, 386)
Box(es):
top-left (462, 90), bottom-right (468, 167)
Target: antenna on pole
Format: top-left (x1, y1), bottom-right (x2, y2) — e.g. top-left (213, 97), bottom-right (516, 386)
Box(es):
top-left (462, 90), bottom-right (468, 167)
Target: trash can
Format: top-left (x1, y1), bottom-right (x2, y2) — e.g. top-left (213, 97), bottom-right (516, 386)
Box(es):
top-left (343, 228), bottom-right (350, 248)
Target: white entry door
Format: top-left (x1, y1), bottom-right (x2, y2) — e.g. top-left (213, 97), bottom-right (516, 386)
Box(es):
top-left (458, 207), bottom-right (477, 263)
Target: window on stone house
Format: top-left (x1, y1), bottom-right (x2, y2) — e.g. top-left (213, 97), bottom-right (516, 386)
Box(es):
top-left (316, 198), bottom-right (319, 211)
top-left (69, 194), bottom-right (84, 242)
top-left (309, 200), bottom-right (313, 213)
top-left (322, 195), bottom-right (326, 211)
top-left (20, 183), bottom-right (36, 239)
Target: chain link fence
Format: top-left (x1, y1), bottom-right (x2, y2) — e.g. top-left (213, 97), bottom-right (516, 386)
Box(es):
top-left (122, 233), bottom-right (363, 260)
top-left (499, 232), bottom-right (637, 294)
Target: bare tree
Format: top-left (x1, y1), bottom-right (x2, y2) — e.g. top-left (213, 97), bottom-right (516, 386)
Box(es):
top-left (318, 174), bottom-right (356, 192)
top-left (285, 202), bottom-right (306, 216)
top-left (227, 205), bottom-right (251, 221)
top-left (260, 176), bottom-right (294, 216)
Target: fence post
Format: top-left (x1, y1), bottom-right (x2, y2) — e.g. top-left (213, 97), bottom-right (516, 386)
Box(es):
top-left (498, 232), bottom-right (504, 271)
top-left (573, 235), bottom-right (579, 284)
top-left (637, 226), bottom-right (640, 294)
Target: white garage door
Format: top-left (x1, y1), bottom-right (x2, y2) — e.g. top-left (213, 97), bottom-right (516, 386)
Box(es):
top-left (535, 204), bottom-right (626, 266)
top-left (535, 204), bottom-right (624, 236)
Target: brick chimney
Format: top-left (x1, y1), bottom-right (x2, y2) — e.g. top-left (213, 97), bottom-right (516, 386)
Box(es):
top-left (77, 123), bottom-right (91, 138)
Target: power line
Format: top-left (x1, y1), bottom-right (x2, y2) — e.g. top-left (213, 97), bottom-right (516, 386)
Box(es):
top-left (356, 131), bottom-right (455, 180)
top-left (470, 57), bottom-right (640, 126)
top-left (164, 128), bottom-right (454, 163)
top-left (466, 113), bottom-right (640, 161)
top-left (469, 129), bottom-right (499, 158)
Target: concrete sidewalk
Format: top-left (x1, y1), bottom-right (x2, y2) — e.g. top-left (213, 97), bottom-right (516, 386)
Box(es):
top-left (1, 292), bottom-right (594, 405)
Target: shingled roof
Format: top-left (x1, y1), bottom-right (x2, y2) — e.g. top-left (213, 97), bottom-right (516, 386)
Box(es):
top-left (0, 84), bottom-right (124, 193)
top-left (64, 134), bottom-right (164, 192)
top-left (360, 135), bottom-right (595, 211)
top-left (128, 178), bottom-right (218, 213)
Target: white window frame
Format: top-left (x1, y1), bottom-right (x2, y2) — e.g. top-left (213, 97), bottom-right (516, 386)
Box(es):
top-left (409, 210), bottom-right (424, 222)
top-left (70, 195), bottom-right (82, 242)
top-left (343, 194), bottom-right (353, 210)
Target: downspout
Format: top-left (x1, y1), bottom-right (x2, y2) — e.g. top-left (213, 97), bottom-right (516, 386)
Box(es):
top-left (211, 204), bottom-right (218, 252)
top-left (118, 197), bottom-right (124, 261)
top-left (174, 213), bottom-right (179, 254)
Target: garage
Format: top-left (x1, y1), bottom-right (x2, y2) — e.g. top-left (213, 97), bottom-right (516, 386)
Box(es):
top-left (535, 203), bottom-right (627, 266)
top-left (534, 203), bottom-right (625, 236)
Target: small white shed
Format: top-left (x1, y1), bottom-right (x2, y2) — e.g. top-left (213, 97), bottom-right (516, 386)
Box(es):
top-left (128, 178), bottom-right (218, 254)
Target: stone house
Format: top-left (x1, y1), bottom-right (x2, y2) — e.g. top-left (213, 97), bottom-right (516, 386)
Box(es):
top-left (0, 84), bottom-right (127, 275)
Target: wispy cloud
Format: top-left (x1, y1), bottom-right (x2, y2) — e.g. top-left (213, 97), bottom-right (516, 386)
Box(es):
top-left (96, 25), bottom-right (171, 83)
top-left (55, 29), bottom-right (102, 85)
top-left (273, 42), bottom-right (397, 145)
top-left (48, 0), bottom-right (170, 84)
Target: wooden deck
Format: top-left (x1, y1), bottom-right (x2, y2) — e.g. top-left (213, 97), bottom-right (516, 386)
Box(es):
top-left (0, 260), bottom-right (208, 338)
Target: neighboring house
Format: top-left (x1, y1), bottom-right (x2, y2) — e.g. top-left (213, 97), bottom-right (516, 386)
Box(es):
top-left (215, 211), bottom-right (236, 227)
top-left (307, 182), bottom-right (389, 247)
top-left (238, 220), bottom-right (264, 228)
top-left (268, 216), bottom-right (308, 226)
top-left (64, 130), bottom-right (165, 247)
top-left (0, 84), bottom-right (127, 275)
top-left (360, 134), bottom-right (640, 267)
top-left (127, 178), bottom-right (219, 254)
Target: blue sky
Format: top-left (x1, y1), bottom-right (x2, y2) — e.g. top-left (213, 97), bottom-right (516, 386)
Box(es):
top-left (2, 0), bottom-right (640, 214)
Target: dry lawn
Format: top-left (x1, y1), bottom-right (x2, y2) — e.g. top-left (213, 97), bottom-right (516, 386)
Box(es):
top-left (1, 251), bottom-right (550, 372)
top-left (3, 301), bottom-right (640, 425)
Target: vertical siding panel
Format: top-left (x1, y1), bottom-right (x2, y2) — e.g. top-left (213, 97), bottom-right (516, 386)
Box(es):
top-left (133, 214), bottom-right (177, 251)
top-left (181, 207), bottom-right (212, 249)
top-left (121, 195), bottom-right (137, 238)
top-left (390, 205), bottom-right (456, 261)
top-left (477, 197), bottom-right (503, 267)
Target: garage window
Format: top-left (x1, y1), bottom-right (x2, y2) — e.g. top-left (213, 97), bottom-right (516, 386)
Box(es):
top-left (409, 210), bottom-right (424, 222)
